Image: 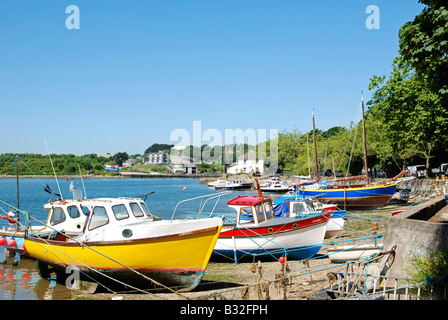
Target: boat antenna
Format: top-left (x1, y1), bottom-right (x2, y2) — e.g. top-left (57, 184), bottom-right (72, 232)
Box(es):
top-left (78, 164), bottom-right (87, 199)
top-left (361, 92), bottom-right (370, 184)
top-left (44, 139), bottom-right (63, 200)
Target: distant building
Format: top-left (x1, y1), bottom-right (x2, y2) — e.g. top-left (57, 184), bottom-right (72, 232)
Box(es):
top-left (145, 151), bottom-right (168, 165)
top-left (227, 159), bottom-right (265, 175)
top-left (122, 159), bottom-right (136, 168)
top-left (97, 153), bottom-right (112, 159)
top-left (170, 155), bottom-right (197, 174)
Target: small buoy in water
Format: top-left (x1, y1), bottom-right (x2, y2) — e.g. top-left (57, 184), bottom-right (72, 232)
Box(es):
top-left (279, 256), bottom-right (286, 264)
top-left (8, 238), bottom-right (16, 247)
top-left (12, 259), bottom-right (18, 266)
top-left (183, 186), bottom-right (187, 191)
top-left (0, 237), bottom-right (6, 246)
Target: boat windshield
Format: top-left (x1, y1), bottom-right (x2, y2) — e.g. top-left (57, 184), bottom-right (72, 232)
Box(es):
top-left (88, 206), bottom-right (109, 230)
top-left (239, 207), bottom-right (254, 224)
top-left (129, 202), bottom-right (144, 217)
top-left (50, 207), bottom-right (66, 226)
top-left (264, 202), bottom-right (273, 219)
top-left (255, 204), bottom-right (265, 223)
top-left (291, 202), bottom-right (307, 214)
top-left (307, 202), bottom-right (316, 212)
top-left (139, 202), bottom-right (153, 217)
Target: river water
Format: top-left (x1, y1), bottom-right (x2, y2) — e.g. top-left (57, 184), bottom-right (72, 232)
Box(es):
top-left (0, 177), bottom-right (260, 300)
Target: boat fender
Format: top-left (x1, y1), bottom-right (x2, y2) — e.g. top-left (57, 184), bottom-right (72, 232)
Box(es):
top-left (0, 237), bottom-right (6, 246)
top-left (8, 238), bottom-right (16, 247)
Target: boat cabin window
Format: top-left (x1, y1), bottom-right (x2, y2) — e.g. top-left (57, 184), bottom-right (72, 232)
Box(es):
top-left (255, 204), bottom-right (265, 223)
top-left (67, 205), bottom-right (80, 219)
top-left (264, 203), bottom-right (273, 219)
top-left (88, 206), bottom-right (109, 230)
top-left (81, 205), bottom-right (90, 215)
top-left (112, 204), bottom-right (129, 220)
top-left (307, 202), bottom-right (316, 212)
top-left (239, 207), bottom-right (254, 224)
top-left (291, 202), bottom-right (307, 214)
top-left (129, 202), bottom-right (144, 217)
top-left (50, 207), bottom-right (66, 226)
top-left (140, 202), bottom-right (152, 217)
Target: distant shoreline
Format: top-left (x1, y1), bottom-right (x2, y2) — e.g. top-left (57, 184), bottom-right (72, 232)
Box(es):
top-left (0, 173), bottom-right (218, 179)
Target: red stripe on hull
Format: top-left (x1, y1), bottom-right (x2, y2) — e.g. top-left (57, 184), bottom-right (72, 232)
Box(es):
top-left (219, 213), bottom-right (330, 238)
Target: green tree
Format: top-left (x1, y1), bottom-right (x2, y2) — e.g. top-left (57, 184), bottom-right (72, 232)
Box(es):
top-left (113, 152), bottom-right (129, 166)
top-left (368, 56), bottom-right (448, 171)
top-left (144, 143), bottom-right (174, 154)
top-left (399, 0), bottom-right (448, 102)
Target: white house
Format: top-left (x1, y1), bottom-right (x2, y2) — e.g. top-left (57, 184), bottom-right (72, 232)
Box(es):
top-left (146, 151), bottom-right (168, 165)
top-left (227, 159), bottom-right (265, 175)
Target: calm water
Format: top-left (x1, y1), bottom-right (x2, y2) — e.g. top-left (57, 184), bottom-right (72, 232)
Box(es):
top-left (0, 177), bottom-right (263, 300)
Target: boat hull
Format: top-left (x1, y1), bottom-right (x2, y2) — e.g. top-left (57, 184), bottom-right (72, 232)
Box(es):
top-left (327, 244), bottom-right (383, 262)
top-left (214, 214), bottom-right (329, 260)
top-left (298, 183), bottom-right (397, 208)
top-left (25, 219), bottom-right (223, 292)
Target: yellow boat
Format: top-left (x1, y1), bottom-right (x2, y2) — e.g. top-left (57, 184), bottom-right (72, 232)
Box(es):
top-left (24, 197), bottom-right (223, 292)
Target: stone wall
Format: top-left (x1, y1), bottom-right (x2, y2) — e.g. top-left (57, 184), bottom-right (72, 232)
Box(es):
top-left (382, 196), bottom-right (448, 281)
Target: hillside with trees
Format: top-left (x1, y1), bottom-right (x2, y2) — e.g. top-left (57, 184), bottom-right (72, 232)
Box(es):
top-left (0, 153), bottom-right (117, 176)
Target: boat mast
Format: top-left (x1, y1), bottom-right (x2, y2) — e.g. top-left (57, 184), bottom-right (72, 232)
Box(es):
top-left (16, 156), bottom-right (19, 209)
top-left (361, 92), bottom-right (369, 184)
top-left (312, 110), bottom-right (319, 182)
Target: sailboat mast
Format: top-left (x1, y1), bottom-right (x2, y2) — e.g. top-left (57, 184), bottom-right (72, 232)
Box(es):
top-left (361, 92), bottom-right (369, 184)
top-left (16, 156), bottom-right (19, 209)
top-left (312, 110), bottom-right (319, 182)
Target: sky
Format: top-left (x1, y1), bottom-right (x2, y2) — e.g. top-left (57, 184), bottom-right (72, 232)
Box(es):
top-left (0, 0), bottom-right (425, 156)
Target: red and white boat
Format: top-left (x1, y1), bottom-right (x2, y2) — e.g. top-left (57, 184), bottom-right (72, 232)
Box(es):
top-left (213, 195), bottom-right (330, 262)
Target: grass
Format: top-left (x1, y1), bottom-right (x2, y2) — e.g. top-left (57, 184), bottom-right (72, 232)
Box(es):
top-left (404, 247), bottom-right (448, 299)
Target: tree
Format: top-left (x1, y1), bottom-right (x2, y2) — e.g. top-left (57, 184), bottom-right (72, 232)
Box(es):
top-left (144, 143), bottom-right (174, 154)
top-left (368, 56), bottom-right (448, 171)
top-left (113, 152), bottom-right (129, 166)
top-left (399, 0), bottom-right (448, 104)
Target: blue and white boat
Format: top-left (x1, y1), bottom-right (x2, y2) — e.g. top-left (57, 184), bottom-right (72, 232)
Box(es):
top-left (274, 196), bottom-right (346, 239)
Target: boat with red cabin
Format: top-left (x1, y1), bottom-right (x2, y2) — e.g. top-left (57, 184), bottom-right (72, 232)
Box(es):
top-left (213, 195), bottom-right (330, 262)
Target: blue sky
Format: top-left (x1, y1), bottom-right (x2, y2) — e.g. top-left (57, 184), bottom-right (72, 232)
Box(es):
top-left (0, 1), bottom-right (424, 155)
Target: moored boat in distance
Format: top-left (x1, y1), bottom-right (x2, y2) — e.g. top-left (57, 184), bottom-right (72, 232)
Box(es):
top-left (212, 179), bottom-right (252, 190)
top-left (260, 180), bottom-right (291, 193)
top-left (24, 196), bottom-right (223, 292)
top-left (297, 181), bottom-right (398, 209)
